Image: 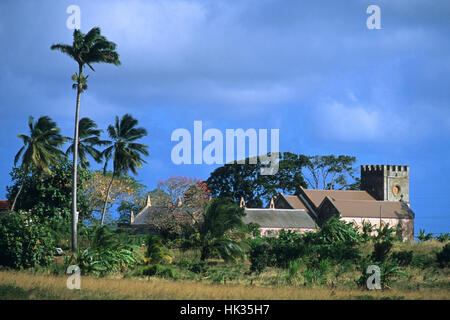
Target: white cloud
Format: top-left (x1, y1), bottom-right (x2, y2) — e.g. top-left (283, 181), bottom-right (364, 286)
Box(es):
top-left (312, 100), bottom-right (412, 143)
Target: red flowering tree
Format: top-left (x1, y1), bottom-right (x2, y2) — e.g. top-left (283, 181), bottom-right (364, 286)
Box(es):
top-left (147, 176), bottom-right (211, 238)
top-left (157, 176), bottom-right (210, 206)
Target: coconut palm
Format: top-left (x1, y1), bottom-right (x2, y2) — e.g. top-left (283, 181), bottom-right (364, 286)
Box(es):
top-left (199, 198), bottom-right (249, 262)
top-left (101, 114), bottom-right (148, 225)
top-left (51, 27), bottom-right (121, 250)
top-left (66, 117), bottom-right (110, 169)
top-left (12, 116), bottom-right (66, 210)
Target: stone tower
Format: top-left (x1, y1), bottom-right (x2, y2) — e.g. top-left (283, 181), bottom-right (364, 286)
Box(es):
top-left (361, 165), bottom-right (410, 205)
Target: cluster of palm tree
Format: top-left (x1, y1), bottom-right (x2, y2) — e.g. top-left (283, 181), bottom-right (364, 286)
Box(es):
top-left (13, 27), bottom-right (148, 251)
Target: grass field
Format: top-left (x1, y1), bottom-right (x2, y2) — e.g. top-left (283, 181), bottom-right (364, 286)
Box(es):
top-left (0, 240), bottom-right (448, 300)
top-left (0, 268), bottom-right (448, 300)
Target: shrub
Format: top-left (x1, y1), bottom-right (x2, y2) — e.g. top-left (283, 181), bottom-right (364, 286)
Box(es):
top-left (145, 235), bottom-right (173, 265)
top-left (142, 264), bottom-right (179, 279)
top-left (372, 241), bottom-right (393, 263)
top-left (301, 258), bottom-right (331, 286)
top-left (436, 243), bottom-right (450, 268)
top-left (392, 250), bottom-right (413, 267)
top-left (411, 253), bottom-right (435, 269)
top-left (67, 226), bottom-right (142, 275)
top-left (357, 259), bottom-right (408, 290)
top-left (317, 217), bottom-right (362, 245)
top-left (267, 230), bottom-right (305, 268)
top-left (416, 229), bottom-right (433, 242)
top-left (249, 239), bottom-right (272, 274)
top-left (0, 212), bottom-right (56, 269)
top-left (189, 260), bottom-right (207, 274)
top-left (286, 259), bottom-right (302, 284)
top-left (373, 224), bottom-right (397, 242)
top-left (435, 233), bottom-right (450, 243)
top-left (315, 243), bottom-right (361, 264)
top-left (210, 272), bottom-right (226, 284)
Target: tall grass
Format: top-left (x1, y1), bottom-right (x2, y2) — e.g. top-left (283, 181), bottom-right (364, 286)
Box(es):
top-left (0, 270), bottom-right (448, 300)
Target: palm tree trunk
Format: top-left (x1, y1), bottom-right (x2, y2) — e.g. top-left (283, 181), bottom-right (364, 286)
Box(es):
top-left (101, 172), bottom-right (115, 225)
top-left (71, 64), bottom-right (83, 251)
top-left (11, 184), bottom-right (23, 211)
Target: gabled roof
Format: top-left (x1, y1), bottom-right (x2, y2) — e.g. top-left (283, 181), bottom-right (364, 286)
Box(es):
top-left (132, 206), bottom-right (200, 225)
top-left (242, 208), bottom-right (318, 229)
top-left (320, 197), bottom-right (415, 219)
top-left (300, 188), bottom-right (376, 208)
top-left (280, 194), bottom-right (307, 210)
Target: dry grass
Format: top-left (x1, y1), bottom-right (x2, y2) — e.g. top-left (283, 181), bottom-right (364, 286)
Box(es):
top-left (0, 270), bottom-right (448, 300)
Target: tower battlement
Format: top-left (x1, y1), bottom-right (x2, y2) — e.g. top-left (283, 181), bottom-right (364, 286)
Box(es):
top-left (361, 164), bottom-right (410, 204)
top-left (361, 165), bottom-right (409, 173)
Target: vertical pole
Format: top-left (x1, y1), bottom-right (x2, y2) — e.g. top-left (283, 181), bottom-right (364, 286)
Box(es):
top-left (379, 204), bottom-right (382, 227)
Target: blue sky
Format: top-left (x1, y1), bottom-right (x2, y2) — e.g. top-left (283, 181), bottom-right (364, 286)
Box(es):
top-left (0, 0), bottom-right (449, 234)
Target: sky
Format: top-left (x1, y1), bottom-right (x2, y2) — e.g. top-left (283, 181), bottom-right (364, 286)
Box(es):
top-left (0, 0), bottom-right (449, 235)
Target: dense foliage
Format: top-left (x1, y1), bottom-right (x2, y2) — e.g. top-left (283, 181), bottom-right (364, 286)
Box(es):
top-left (199, 198), bottom-right (249, 262)
top-left (7, 159), bottom-right (92, 221)
top-left (0, 212), bottom-right (56, 269)
top-left (67, 226), bottom-right (141, 275)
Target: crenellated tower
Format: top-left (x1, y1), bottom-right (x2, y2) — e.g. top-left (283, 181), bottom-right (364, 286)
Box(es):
top-left (361, 165), bottom-right (410, 205)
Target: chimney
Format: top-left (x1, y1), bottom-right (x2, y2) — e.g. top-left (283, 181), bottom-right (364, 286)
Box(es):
top-left (239, 197), bottom-right (246, 208)
top-left (269, 197), bottom-right (275, 209)
top-left (130, 211), bottom-right (135, 224)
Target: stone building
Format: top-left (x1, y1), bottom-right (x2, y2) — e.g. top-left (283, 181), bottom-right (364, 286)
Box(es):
top-left (129, 195), bottom-right (201, 234)
top-left (240, 198), bottom-right (318, 236)
top-left (271, 165), bottom-right (415, 240)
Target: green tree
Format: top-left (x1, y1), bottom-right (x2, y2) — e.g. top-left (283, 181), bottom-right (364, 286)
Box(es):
top-left (51, 27), bottom-right (121, 251)
top-left (206, 152), bottom-right (308, 207)
top-left (101, 114), bottom-right (149, 225)
top-left (12, 116), bottom-right (65, 211)
top-left (302, 155), bottom-right (358, 190)
top-left (7, 159), bottom-right (92, 250)
top-left (66, 117), bottom-right (110, 169)
top-left (199, 198), bottom-right (249, 262)
top-left (0, 212), bottom-right (56, 269)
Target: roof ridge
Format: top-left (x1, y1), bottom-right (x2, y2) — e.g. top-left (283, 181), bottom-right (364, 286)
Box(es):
top-left (304, 189), bottom-right (369, 192)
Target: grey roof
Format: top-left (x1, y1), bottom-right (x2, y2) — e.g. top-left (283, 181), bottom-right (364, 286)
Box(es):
top-left (242, 208), bottom-right (318, 229)
top-left (132, 206), bottom-right (200, 225)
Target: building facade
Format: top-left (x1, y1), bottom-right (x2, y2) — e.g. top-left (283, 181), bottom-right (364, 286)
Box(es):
top-left (270, 164), bottom-right (415, 240)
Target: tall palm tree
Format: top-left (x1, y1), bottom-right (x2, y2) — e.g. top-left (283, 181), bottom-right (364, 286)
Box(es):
top-left (101, 114), bottom-right (148, 225)
top-left (51, 27), bottom-right (121, 250)
top-left (12, 116), bottom-right (66, 210)
top-left (66, 117), bottom-right (110, 169)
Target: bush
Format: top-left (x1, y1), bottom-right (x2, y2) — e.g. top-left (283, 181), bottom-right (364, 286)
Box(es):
top-left (317, 217), bottom-right (362, 245)
top-left (145, 235), bottom-right (173, 265)
top-left (67, 226), bottom-right (142, 275)
top-left (436, 243), bottom-right (450, 268)
top-left (0, 212), bottom-right (56, 269)
top-left (315, 243), bottom-right (361, 264)
top-left (416, 229), bottom-right (433, 242)
top-left (392, 250), bottom-right (413, 267)
top-left (142, 264), bottom-right (178, 279)
top-left (267, 230), bottom-right (305, 268)
top-left (286, 259), bottom-right (302, 284)
top-left (372, 241), bottom-right (393, 263)
top-left (411, 253), bottom-right (435, 269)
top-left (189, 260), bottom-right (208, 274)
top-left (249, 239), bottom-right (272, 274)
top-left (435, 233), bottom-right (450, 243)
top-left (357, 259), bottom-right (408, 290)
top-left (301, 258), bottom-right (331, 286)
